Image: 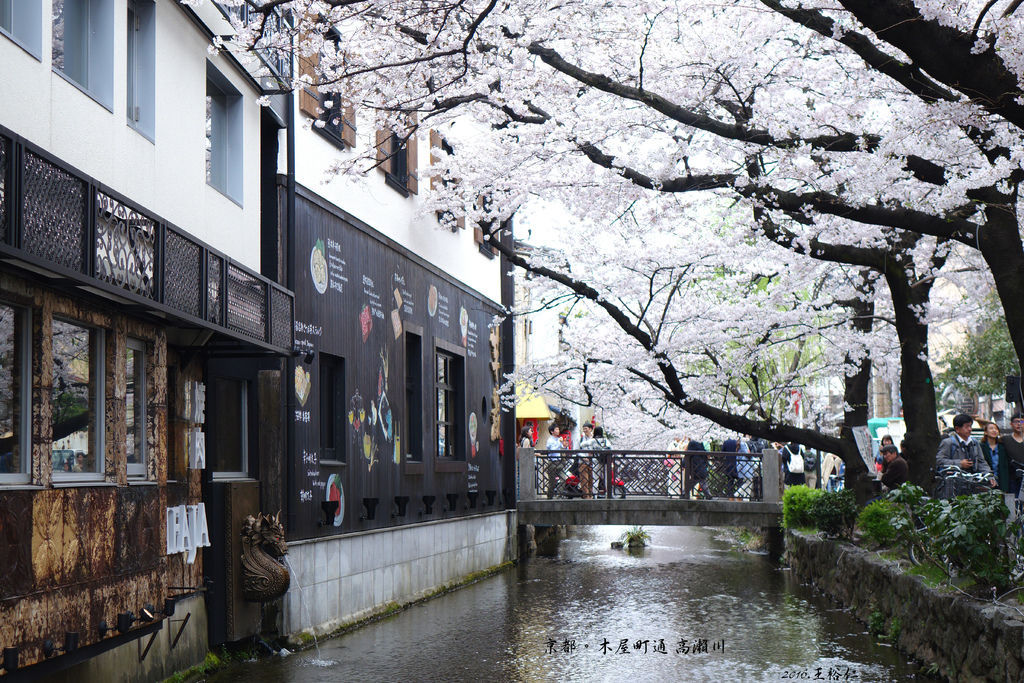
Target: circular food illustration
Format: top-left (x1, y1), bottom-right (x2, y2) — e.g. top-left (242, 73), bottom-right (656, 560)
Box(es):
top-left (325, 474), bottom-right (344, 527)
top-left (310, 239), bottom-right (328, 294)
top-left (427, 285), bottom-right (438, 317)
top-left (459, 306), bottom-right (469, 346)
top-left (468, 412), bottom-right (478, 440)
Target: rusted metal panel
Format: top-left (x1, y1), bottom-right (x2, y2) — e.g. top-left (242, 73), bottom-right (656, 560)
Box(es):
top-left (0, 490), bottom-right (33, 598)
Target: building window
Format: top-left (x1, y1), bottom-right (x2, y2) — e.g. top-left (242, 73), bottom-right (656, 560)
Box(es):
top-left (51, 318), bottom-right (105, 480)
top-left (405, 332), bottom-right (422, 462)
top-left (0, 0), bottom-right (43, 58)
top-left (320, 353), bottom-right (345, 463)
top-left (210, 377), bottom-right (247, 477)
top-left (52, 0), bottom-right (114, 109)
top-left (435, 349), bottom-right (464, 460)
top-left (0, 302), bottom-right (29, 482)
top-left (206, 64), bottom-right (243, 204)
top-left (376, 126), bottom-right (418, 196)
top-left (126, 0), bottom-right (155, 139)
top-left (297, 31), bottom-right (356, 149)
top-left (126, 338), bottom-right (146, 477)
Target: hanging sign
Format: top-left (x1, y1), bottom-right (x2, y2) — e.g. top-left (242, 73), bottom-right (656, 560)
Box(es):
top-left (166, 503), bottom-right (212, 564)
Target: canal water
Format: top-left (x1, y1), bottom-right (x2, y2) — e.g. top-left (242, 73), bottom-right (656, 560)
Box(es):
top-left (210, 526), bottom-right (928, 682)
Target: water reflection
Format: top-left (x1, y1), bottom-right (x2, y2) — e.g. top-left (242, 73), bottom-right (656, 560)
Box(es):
top-left (209, 526), bottom-right (927, 682)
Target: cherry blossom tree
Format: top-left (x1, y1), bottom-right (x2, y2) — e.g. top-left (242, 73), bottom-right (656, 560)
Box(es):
top-left (215, 0), bottom-right (1021, 490)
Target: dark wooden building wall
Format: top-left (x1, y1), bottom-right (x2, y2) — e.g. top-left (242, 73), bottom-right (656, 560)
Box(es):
top-left (287, 187), bottom-right (504, 539)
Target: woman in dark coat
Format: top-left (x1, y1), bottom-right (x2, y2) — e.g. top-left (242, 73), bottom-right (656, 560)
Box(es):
top-left (687, 440), bottom-right (710, 499)
top-left (981, 422), bottom-right (1011, 492)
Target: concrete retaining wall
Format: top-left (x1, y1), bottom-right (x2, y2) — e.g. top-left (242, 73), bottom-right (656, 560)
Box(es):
top-left (787, 531), bottom-right (1024, 682)
top-left (282, 511), bottom-right (517, 636)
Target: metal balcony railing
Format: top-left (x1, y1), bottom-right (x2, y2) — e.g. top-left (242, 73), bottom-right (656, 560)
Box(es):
top-left (0, 125), bottom-right (293, 353)
top-left (534, 450), bottom-right (768, 501)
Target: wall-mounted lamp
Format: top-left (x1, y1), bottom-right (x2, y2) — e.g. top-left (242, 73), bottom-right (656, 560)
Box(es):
top-left (421, 495), bottom-right (435, 516)
top-left (43, 640), bottom-right (56, 658)
top-left (393, 496), bottom-right (410, 518)
top-left (319, 500), bottom-right (339, 526)
top-left (163, 599), bottom-right (176, 618)
top-left (97, 621), bottom-right (111, 638)
top-left (445, 493), bottom-right (459, 512)
top-left (63, 632), bottom-right (79, 654)
top-left (117, 612), bottom-right (136, 634)
top-left (139, 605), bottom-right (156, 622)
top-left (360, 498), bottom-right (379, 521)
top-left (467, 492), bottom-right (479, 509)
top-left (2, 647), bottom-right (19, 671)
top-left (485, 490), bottom-right (497, 507)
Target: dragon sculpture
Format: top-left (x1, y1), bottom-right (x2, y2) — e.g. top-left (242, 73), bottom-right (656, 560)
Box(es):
top-left (240, 511), bottom-right (290, 602)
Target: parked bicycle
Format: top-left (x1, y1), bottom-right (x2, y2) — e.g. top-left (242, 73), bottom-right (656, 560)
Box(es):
top-left (931, 465), bottom-right (994, 500)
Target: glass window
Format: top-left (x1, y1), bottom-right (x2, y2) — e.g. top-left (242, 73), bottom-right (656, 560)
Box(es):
top-left (1, 0), bottom-right (42, 58)
top-left (435, 349), bottom-right (464, 460)
top-left (52, 0), bottom-right (114, 108)
top-left (0, 302), bottom-right (29, 481)
top-left (126, 338), bottom-right (146, 477)
top-left (319, 353), bottom-right (345, 463)
top-left (210, 377), bottom-right (247, 477)
top-left (126, 0), bottom-right (155, 138)
top-left (52, 318), bottom-right (104, 479)
top-left (206, 64), bottom-right (243, 203)
top-left (405, 332), bottom-right (422, 461)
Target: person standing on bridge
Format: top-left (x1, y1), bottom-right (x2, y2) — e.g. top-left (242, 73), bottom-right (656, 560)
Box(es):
top-left (578, 422), bottom-right (597, 498)
top-left (687, 439), bottom-right (710, 499)
top-left (545, 423), bottom-right (563, 451)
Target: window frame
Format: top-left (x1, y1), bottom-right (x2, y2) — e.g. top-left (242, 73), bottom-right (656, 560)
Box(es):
top-left (210, 376), bottom-right (249, 479)
top-left (433, 339), bottom-right (466, 463)
top-left (383, 132), bottom-right (410, 196)
top-left (125, 337), bottom-right (147, 478)
top-left (404, 327), bottom-right (423, 464)
top-left (126, 0), bottom-right (155, 140)
top-left (0, 0), bottom-right (42, 60)
top-left (205, 63), bottom-right (244, 205)
top-left (51, 317), bottom-right (106, 484)
top-left (52, 0), bottom-right (115, 111)
top-left (319, 353), bottom-right (346, 465)
top-left (0, 301), bottom-right (31, 484)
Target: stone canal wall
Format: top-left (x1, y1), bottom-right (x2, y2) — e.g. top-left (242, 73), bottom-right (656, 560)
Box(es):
top-left (281, 511), bottom-right (518, 637)
top-left (786, 531), bottom-right (1024, 682)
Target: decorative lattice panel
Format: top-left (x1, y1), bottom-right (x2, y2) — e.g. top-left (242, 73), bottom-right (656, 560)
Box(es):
top-left (94, 192), bottom-right (156, 298)
top-left (22, 151), bottom-right (86, 271)
top-left (227, 264), bottom-right (266, 340)
top-left (163, 229), bottom-right (202, 317)
top-left (270, 286), bottom-right (293, 349)
top-left (207, 253), bottom-right (223, 325)
top-left (0, 136), bottom-right (7, 242)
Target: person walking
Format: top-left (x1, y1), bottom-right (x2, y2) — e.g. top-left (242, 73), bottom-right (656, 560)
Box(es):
top-left (577, 422), bottom-right (598, 498)
top-left (935, 413), bottom-right (996, 490)
top-left (980, 421), bottom-right (1011, 492)
top-left (781, 442), bottom-right (806, 487)
top-left (520, 425), bottom-right (534, 448)
top-left (1002, 413), bottom-right (1024, 495)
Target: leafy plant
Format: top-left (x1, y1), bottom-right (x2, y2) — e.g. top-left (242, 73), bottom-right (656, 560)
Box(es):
top-left (782, 485), bottom-right (823, 529)
top-left (809, 489), bottom-right (858, 538)
top-left (619, 526), bottom-right (651, 548)
top-left (857, 500), bottom-right (898, 547)
top-left (887, 484), bottom-right (1024, 589)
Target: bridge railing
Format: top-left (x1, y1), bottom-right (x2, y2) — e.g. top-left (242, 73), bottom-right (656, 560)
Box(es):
top-left (518, 449), bottom-right (782, 503)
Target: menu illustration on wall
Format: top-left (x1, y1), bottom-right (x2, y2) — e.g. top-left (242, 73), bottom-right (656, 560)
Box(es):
top-left (326, 238), bottom-right (347, 294)
top-left (325, 474), bottom-right (344, 526)
top-left (311, 239), bottom-right (328, 294)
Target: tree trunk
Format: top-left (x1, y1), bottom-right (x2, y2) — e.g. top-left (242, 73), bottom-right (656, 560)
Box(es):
top-left (841, 273), bottom-right (875, 502)
top-left (885, 266), bottom-right (940, 487)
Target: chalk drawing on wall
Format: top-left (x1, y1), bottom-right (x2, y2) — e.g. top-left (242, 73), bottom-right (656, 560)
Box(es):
top-left (427, 284), bottom-right (438, 317)
top-left (459, 305), bottom-right (469, 347)
top-left (468, 411), bottom-right (479, 458)
top-left (325, 474), bottom-right (344, 526)
top-left (294, 366), bottom-right (311, 407)
top-left (310, 239), bottom-right (328, 294)
top-left (359, 304), bottom-right (373, 342)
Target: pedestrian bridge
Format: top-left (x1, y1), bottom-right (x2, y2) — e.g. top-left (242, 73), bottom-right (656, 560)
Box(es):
top-left (516, 448), bottom-right (783, 528)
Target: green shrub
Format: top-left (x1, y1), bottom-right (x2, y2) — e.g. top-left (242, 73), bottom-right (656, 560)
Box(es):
top-left (888, 484), bottom-right (1024, 589)
top-left (857, 500), bottom-right (898, 547)
top-left (782, 485), bottom-right (823, 529)
top-left (809, 489), bottom-right (858, 538)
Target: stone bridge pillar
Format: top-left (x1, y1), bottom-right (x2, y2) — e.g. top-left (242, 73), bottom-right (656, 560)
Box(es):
top-left (517, 447), bottom-right (536, 501)
top-left (762, 448), bottom-right (782, 504)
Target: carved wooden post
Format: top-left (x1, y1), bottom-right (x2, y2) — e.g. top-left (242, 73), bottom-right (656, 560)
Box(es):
top-left (762, 448), bottom-right (782, 504)
top-left (517, 447), bottom-right (536, 501)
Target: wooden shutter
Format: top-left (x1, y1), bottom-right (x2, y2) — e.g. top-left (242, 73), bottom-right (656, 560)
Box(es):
top-left (342, 104), bottom-right (357, 147)
top-left (406, 114), bottom-right (418, 195)
top-left (376, 129), bottom-right (389, 174)
top-left (297, 38), bottom-right (320, 119)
